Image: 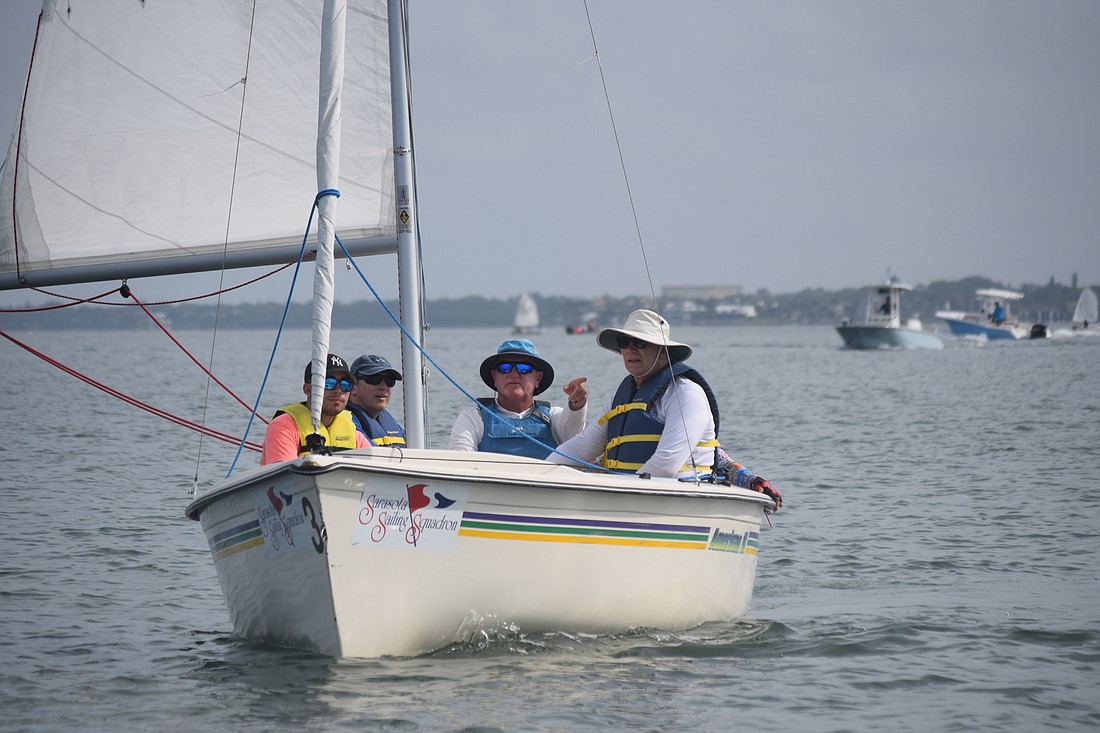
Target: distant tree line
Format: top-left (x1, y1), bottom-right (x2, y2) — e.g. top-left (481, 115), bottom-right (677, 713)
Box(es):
top-left (0, 275), bottom-right (1091, 331)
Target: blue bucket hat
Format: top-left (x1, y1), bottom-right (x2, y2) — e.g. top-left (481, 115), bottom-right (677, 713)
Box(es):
top-left (479, 338), bottom-right (554, 395)
top-left (351, 353), bottom-right (402, 381)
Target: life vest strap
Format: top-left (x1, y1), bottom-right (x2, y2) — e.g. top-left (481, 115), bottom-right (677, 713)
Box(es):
top-left (605, 433), bottom-right (663, 450)
top-left (598, 401), bottom-right (647, 425)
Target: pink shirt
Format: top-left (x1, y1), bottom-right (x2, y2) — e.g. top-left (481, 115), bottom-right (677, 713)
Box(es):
top-left (260, 412), bottom-right (370, 465)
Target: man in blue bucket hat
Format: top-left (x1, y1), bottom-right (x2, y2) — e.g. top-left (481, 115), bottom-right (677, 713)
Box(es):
top-left (448, 338), bottom-right (589, 459)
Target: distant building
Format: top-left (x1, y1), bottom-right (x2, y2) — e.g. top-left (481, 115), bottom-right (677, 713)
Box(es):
top-left (662, 285), bottom-right (743, 300)
top-left (716, 303), bottom-right (757, 317)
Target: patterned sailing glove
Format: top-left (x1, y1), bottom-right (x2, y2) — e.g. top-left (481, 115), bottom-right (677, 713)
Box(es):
top-left (751, 476), bottom-right (782, 509)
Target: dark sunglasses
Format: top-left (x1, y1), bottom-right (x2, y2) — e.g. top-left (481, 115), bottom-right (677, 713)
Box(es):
top-left (616, 336), bottom-right (651, 350)
top-left (495, 361), bottom-right (535, 375)
top-left (323, 377), bottom-right (355, 392)
top-left (359, 374), bottom-right (397, 388)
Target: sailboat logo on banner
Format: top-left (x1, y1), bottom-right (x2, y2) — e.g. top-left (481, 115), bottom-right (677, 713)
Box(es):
top-left (353, 481), bottom-right (469, 552)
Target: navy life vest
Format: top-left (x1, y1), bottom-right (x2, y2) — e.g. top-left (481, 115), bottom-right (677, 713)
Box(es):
top-left (347, 403), bottom-right (406, 447)
top-left (598, 363), bottom-right (720, 474)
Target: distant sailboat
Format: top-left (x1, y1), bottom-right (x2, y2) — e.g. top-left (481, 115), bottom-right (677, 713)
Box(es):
top-left (1072, 288), bottom-right (1097, 329)
top-left (513, 292), bottom-right (541, 334)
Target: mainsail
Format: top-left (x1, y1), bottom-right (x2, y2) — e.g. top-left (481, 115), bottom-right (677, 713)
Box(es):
top-left (513, 292), bottom-right (540, 334)
top-left (0, 0), bottom-right (398, 290)
top-left (1073, 288), bottom-right (1098, 325)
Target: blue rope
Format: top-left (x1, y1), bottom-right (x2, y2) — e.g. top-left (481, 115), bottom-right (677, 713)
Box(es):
top-left (335, 234), bottom-right (608, 473)
top-left (224, 196), bottom-right (326, 478)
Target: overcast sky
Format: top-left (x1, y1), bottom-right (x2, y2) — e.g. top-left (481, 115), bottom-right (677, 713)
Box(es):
top-left (2, 1), bottom-right (1098, 307)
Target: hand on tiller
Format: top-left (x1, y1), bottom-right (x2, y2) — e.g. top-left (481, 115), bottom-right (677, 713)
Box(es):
top-left (751, 476), bottom-right (782, 510)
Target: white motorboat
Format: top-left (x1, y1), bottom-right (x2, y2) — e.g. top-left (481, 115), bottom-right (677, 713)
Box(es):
top-left (837, 279), bottom-right (943, 350)
top-left (936, 288), bottom-right (1031, 340)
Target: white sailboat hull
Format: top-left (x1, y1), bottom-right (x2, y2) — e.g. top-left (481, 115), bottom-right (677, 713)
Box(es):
top-left (186, 448), bottom-right (772, 658)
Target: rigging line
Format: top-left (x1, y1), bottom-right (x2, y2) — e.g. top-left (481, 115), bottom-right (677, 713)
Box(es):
top-left (581, 0), bottom-right (659, 312)
top-left (10, 8), bottom-right (46, 280)
top-left (124, 288), bottom-right (269, 425)
top-left (5, 265), bottom-right (293, 311)
top-left (336, 235), bottom-right (608, 473)
top-left (582, 3), bottom-right (701, 481)
top-left (0, 328), bottom-right (261, 452)
top-left (0, 286), bottom-right (121, 313)
top-left (201, 0), bottom-right (261, 487)
top-left (224, 201), bottom-right (318, 479)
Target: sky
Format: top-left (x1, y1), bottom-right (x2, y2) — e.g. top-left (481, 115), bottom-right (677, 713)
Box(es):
top-left (2, 0), bottom-right (1098, 307)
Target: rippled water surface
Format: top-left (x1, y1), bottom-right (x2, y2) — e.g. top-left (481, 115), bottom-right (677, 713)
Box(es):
top-left (2, 325), bottom-right (1098, 732)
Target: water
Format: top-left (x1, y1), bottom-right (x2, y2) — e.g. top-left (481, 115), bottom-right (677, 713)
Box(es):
top-left (1, 325), bottom-right (1098, 732)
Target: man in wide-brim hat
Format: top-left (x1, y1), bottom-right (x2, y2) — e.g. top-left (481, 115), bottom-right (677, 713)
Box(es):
top-left (449, 338), bottom-right (589, 459)
top-left (546, 310), bottom-right (779, 503)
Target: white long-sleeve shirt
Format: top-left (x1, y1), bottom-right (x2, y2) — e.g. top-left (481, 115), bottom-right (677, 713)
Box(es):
top-left (545, 377), bottom-right (715, 479)
top-left (448, 399), bottom-right (587, 452)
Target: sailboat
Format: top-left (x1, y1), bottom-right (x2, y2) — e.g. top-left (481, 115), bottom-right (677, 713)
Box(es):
top-left (1, 0), bottom-right (776, 658)
top-left (1072, 288), bottom-right (1097, 330)
top-left (512, 292), bottom-right (541, 335)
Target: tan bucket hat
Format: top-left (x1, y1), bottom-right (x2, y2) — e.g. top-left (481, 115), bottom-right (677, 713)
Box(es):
top-left (596, 309), bottom-right (692, 363)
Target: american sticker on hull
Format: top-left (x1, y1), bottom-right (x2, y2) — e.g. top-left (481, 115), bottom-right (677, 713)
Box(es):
top-left (708, 528), bottom-right (760, 555)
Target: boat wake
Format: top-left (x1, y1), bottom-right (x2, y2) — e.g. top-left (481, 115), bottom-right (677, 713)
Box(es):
top-left (426, 617), bottom-right (781, 659)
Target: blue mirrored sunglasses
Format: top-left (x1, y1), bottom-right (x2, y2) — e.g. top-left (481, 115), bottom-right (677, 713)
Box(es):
top-left (323, 377), bottom-right (355, 392)
top-left (495, 361), bottom-right (535, 374)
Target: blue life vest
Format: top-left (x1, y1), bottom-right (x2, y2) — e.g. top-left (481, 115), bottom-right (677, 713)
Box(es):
top-left (347, 403), bottom-right (406, 447)
top-left (477, 398), bottom-right (556, 459)
top-left (598, 363), bottom-right (721, 474)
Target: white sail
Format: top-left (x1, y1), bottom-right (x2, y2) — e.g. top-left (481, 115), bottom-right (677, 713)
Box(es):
top-left (1072, 288), bottom-right (1098, 325)
top-left (513, 292), bottom-right (540, 333)
top-left (0, 0), bottom-right (397, 290)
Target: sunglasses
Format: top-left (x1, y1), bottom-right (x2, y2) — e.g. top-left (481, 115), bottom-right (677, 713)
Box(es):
top-left (323, 377), bottom-right (355, 392)
top-left (616, 336), bottom-right (651, 350)
top-left (495, 362), bottom-right (535, 375)
top-left (359, 374), bottom-right (397, 388)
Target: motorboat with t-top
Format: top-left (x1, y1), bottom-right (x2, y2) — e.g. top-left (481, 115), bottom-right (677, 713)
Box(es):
top-left (836, 279), bottom-right (942, 350)
top-left (936, 288), bottom-right (1032, 340)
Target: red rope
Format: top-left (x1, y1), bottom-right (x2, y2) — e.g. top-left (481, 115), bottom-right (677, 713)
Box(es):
top-left (0, 287), bottom-right (122, 313)
top-left (125, 290), bottom-right (268, 425)
top-left (0, 262), bottom-right (295, 312)
top-left (0, 329), bottom-right (262, 452)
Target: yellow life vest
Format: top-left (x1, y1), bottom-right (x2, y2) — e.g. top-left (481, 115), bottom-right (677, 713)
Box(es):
top-left (275, 401), bottom-right (359, 456)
